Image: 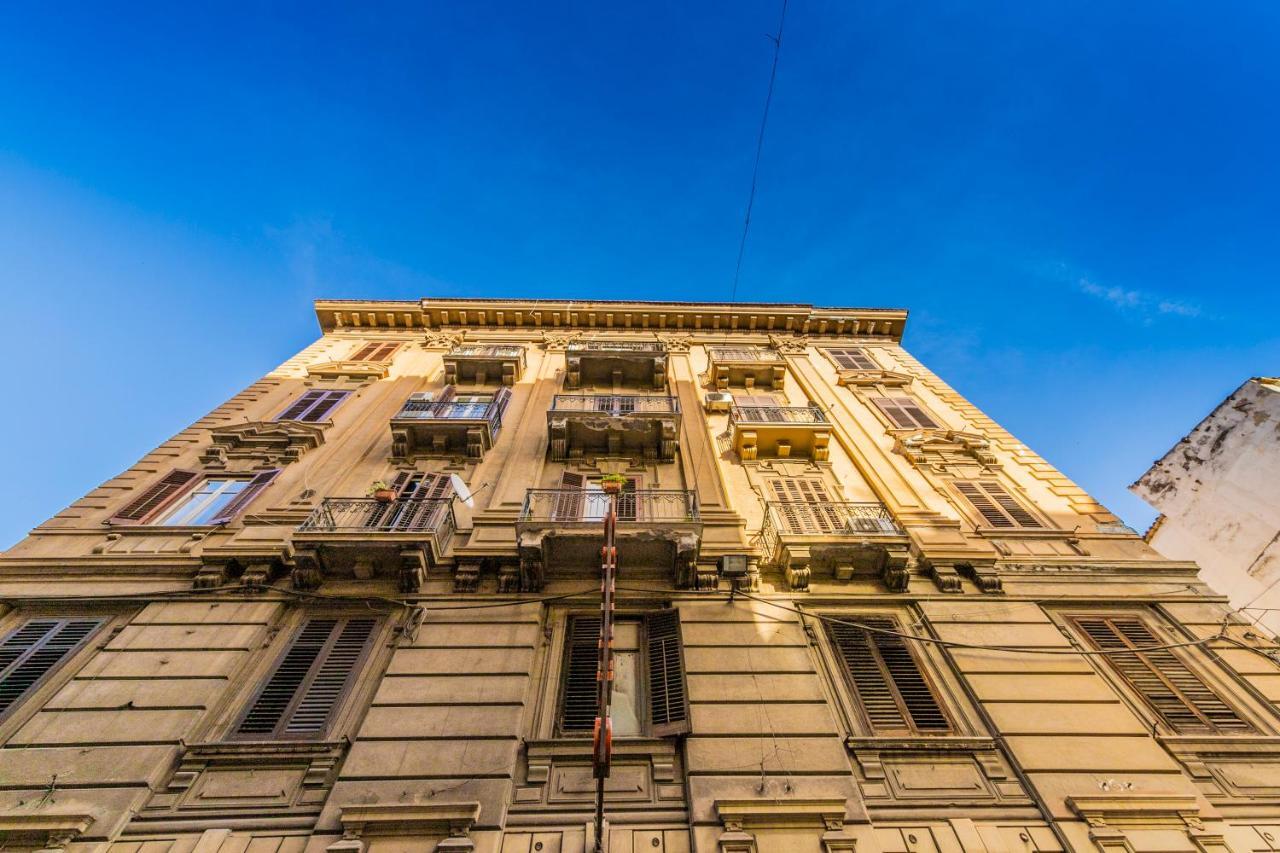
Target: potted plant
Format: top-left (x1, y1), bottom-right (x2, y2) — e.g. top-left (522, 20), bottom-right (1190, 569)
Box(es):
top-left (369, 481), bottom-right (396, 503)
top-left (600, 473), bottom-right (628, 495)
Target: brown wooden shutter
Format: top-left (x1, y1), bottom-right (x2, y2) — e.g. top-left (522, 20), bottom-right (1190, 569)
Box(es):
top-left (0, 619), bottom-right (103, 719)
top-left (209, 469), bottom-right (281, 525)
top-left (300, 390), bottom-right (350, 422)
top-left (826, 616), bottom-right (949, 734)
top-left (768, 479), bottom-right (840, 533)
top-left (276, 390), bottom-right (327, 421)
top-left (554, 472), bottom-right (586, 521)
top-left (871, 396), bottom-right (939, 430)
top-left (954, 481), bottom-right (1042, 529)
top-left (1073, 616), bottom-right (1250, 733)
top-left (236, 617), bottom-right (377, 739)
top-left (560, 615), bottom-right (601, 733)
top-left (829, 348), bottom-right (876, 370)
top-left (646, 610), bottom-right (689, 736)
top-left (109, 470), bottom-right (201, 525)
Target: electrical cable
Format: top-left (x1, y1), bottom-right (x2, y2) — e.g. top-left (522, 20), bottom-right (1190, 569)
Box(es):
top-left (730, 0), bottom-right (789, 303)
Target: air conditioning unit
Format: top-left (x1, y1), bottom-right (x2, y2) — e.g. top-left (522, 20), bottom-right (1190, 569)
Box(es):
top-left (846, 516), bottom-right (896, 535)
top-left (704, 392), bottom-right (733, 412)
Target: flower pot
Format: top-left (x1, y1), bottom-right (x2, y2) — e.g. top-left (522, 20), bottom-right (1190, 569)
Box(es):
top-left (600, 481), bottom-right (624, 495)
top-left (373, 489), bottom-right (397, 503)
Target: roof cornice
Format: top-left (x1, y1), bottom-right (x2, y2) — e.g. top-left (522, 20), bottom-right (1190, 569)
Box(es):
top-left (313, 297), bottom-right (908, 341)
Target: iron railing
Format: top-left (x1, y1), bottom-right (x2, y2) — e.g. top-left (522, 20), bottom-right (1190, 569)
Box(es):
top-left (447, 344), bottom-right (525, 359)
top-left (708, 346), bottom-right (782, 363)
top-left (298, 497), bottom-right (456, 553)
top-left (394, 395), bottom-right (508, 436)
top-left (759, 501), bottom-right (902, 564)
top-left (730, 404), bottom-right (827, 425)
top-left (519, 489), bottom-right (699, 526)
top-left (567, 340), bottom-right (666, 355)
top-left (550, 394), bottom-right (680, 416)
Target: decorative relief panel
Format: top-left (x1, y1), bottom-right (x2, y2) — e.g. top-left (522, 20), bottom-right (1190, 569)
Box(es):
top-left (513, 739), bottom-right (686, 815)
top-left (893, 429), bottom-right (998, 473)
top-left (846, 737), bottom-right (1031, 812)
top-left (200, 421), bottom-right (325, 467)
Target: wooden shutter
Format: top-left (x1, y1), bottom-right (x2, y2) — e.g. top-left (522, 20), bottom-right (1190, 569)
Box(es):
top-left (350, 341), bottom-right (399, 362)
top-left (236, 617), bottom-right (377, 739)
top-left (209, 469), bottom-right (281, 525)
top-left (768, 479), bottom-right (841, 533)
top-left (0, 619), bottom-right (103, 719)
top-left (954, 481), bottom-right (1042, 529)
top-left (1073, 616), bottom-right (1250, 733)
top-left (109, 470), bottom-right (201, 525)
top-left (560, 615), bottom-right (601, 733)
top-left (646, 610), bottom-right (689, 736)
top-left (828, 348), bottom-right (876, 370)
top-left (825, 616), bottom-right (949, 734)
top-left (302, 390), bottom-right (348, 422)
top-left (277, 390), bottom-right (328, 421)
top-left (871, 396), bottom-right (939, 430)
top-left (554, 472), bottom-right (586, 521)
top-left (617, 477), bottom-right (639, 522)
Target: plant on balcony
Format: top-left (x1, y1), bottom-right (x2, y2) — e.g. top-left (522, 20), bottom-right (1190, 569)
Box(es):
top-left (600, 473), bottom-right (628, 495)
top-left (368, 480), bottom-right (396, 503)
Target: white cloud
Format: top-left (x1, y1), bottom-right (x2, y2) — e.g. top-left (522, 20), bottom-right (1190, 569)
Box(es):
top-left (1076, 276), bottom-right (1201, 321)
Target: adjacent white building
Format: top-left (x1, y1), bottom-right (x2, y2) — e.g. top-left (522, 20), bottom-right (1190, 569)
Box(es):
top-left (1133, 377), bottom-right (1280, 635)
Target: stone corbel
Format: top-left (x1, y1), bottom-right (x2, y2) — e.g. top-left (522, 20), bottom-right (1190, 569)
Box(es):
top-left (926, 558), bottom-right (964, 593)
top-left (657, 333), bottom-right (692, 353)
top-left (882, 555), bottom-right (913, 593)
top-left (454, 560), bottom-right (481, 593)
top-left (399, 548), bottom-right (429, 593)
top-left (767, 334), bottom-right (809, 355)
top-left (291, 549), bottom-right (324, 591)
top-left (423, 331), bottom-right (465, 351)
top-left (541, 330), bottom-right (583, 352)
top-left (957, 561), bottom-right (1003, 593)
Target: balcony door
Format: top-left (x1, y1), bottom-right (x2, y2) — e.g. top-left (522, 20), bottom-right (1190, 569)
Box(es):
top-left (552, 472), bottom-right (638, 522)
top-left (367, 472), bottom-right (453, 531)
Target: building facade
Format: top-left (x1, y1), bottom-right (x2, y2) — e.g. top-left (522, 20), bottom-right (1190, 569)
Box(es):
top-left (2, 298), bottom-right (1280, 852)
top-left (1132, 377), bottom-right (1280, 638)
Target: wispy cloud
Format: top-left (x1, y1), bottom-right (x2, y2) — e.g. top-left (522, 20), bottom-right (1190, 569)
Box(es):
top-left (1077, 276), bottom-right (1201, 320)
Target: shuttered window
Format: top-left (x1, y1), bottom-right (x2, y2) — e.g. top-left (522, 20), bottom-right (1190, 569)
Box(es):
top-left (207, 470), bottom-right (281, 525)
top-left (953, 480), bottom-right (1043, 529)
top-left (826, 348), bottom-right (877, 370)
top-left (1072, 616), bottom-right (1251, 734)
top-left (559, 612), bottom-right (688, 737)
top-left (109, 470), bottom-right (201, 524)
top-left (767, 478), bottom-right (843, 533)
top-left (349, 342), bottom-right (400, 363)
top-left (362, 472), bottom-right (453, 531)
top-left (825, 615), bottom-right (950, 734)
top-left (553, 471), bottom-right (587, 521)
top-left (870, 396), bottom-right (940, 429)
top-left (275, 390), bottom-right (350, 422)
top-left (234, 617), bottom-right (378, 740)
top-left (0, 619), bottom-right (103, 720)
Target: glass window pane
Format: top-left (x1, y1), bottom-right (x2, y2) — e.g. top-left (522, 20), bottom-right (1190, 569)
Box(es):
top-left (612, 650), bottom-right (642, 737)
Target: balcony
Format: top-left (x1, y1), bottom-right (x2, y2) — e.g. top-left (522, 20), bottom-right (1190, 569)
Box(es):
top-left (758, 501), bottom-right (910, 592)
top-left (565, 340), bottom-right (667, 390)
top-left (443, 344), bottom-right (526, 386)
top-left (706, 346), bottom-right (785, 391)
top-left (291, 497), bottom-right (456, 592)
top-left (390, 390), bottom-right (510, 459)
top-left (516, 489), bottom-right (701, 590)
top-left (729, 404), bottom-right (831, 461)
top-left (548, 394), bottom-right (680, 462)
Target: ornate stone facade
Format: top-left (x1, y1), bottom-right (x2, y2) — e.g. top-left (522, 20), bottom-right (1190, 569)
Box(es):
top-left (1, 298), bottom-right (1279, 852)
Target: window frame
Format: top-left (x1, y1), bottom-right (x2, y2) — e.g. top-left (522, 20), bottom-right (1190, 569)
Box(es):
top-left (0, 615), bottom-right (109, 726)
top-left (1064, 610), bottom-right (1256, 736)
top-left (273, 389), bottom-right (351, 422)
top-left (348, 341), bottom-right (401, 363)
top-left (227, 613), bottom-right (385, 742)
top-left (112, 469), bottom-right (281, 527)
top-left (554, 609), bottom-right (689, 740)
top-left (868, 395), bottom-right (942, 430)
top-left (950, 479), bottom-right (1048, 530)
top-left (823, 347), bottom-right (879, 371)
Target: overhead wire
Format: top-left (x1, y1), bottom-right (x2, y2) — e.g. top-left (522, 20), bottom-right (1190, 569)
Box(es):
top-left (730, 0), bottom-right (790, 303)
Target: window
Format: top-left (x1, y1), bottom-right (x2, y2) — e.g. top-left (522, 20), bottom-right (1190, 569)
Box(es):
top-left (110, 469), bottom-right (280, 526)
top-left (1071, 615), bottom-right (1251, 734)
top-left (233, 616), bottom-right (378, 740)
top-left (551, 472), bottom-right (639, 522)
top-left (824, 615), bottom-right (950, 734)
top-left (953, 480), bottom-right (1043, 529)
top-left (275, 390), bottom-right (350, 422)
top-left (349, 342), bottom-right (400, 363)
top-left (870, 396), bottom-right (939, 430)
top-left (0, 618), bottom-right (104, 721)
top-left (559, 611), bottom-right (688, 738)
top-left (826, 348), bottom-right (877, 370)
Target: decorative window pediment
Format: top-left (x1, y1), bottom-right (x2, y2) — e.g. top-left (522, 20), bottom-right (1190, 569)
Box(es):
top-left (305, 360), bottom-right (390, 381)
top-left (836, 368), bottom-right (913, 388)
top-left (201, 420), bottom-right (326, 466)
top-left (893, 429), bottom-right (998, 472)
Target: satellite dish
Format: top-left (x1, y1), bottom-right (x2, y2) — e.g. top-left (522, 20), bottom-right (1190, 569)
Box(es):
top-left (450, 474), bottom-right (474, 507)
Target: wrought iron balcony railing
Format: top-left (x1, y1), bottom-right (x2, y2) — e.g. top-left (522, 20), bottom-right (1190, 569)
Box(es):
top-left (298, 497), bottom-right (456, 552)
top-left (394, 396), bottom-right (507, 432)
top-left (730, 404), bottom-right (828, 425)
top-left (708, 346), bottom-right (782, 362)
top-left (759, 501), bottom-right (902, 563)
top-left (567, 340), bottom-right (666, 354)
top-left (519, 489), bottom-right (700, 526)
top-left (550, 394), bottom-right (680, 416)
top-left (447, 344), bottom-right (525, 359)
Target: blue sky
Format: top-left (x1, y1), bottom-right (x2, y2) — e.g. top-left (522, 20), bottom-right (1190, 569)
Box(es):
top-left (1, 2), bottom-right (1277, 547)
